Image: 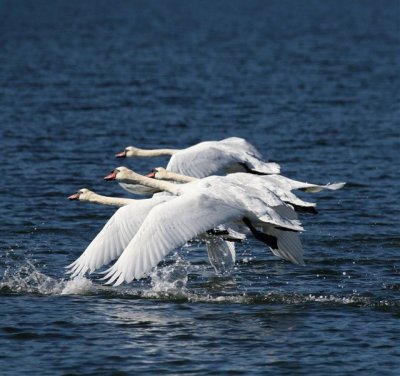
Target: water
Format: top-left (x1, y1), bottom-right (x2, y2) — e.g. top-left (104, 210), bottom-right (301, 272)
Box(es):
top-left (0, 0), bottom-right (399, 374)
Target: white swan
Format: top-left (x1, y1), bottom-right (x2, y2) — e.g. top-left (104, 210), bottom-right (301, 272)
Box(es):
top-left (147, 167), bottom-right (345, 193)
top-left (147, 167), bottom-right (345, 212)
top-left (66, 191), bottom-right (239, 277)
top-left (146, 168), bottom-right (317, 212)
top-left (101, 167), bottom-right (304, 285)
top-left (115, 137), bottom-right (280, 195)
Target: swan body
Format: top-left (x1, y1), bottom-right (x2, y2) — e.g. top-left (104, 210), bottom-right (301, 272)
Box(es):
top-left (116, 137), bottom-right (280, 195)
top-left (165, 138), bottom-right (280, 177)
top-left (101, 167), bottom-right (304, 285)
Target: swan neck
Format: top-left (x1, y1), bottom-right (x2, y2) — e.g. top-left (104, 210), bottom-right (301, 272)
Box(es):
top-left (88, 193), bottom-right (135, 207)
top-left (162, 171), bottom-right (197, 183)
top-left (136, 148), bottom-right (179, 157)
top-left (122, 172), bottom-right (181, 195)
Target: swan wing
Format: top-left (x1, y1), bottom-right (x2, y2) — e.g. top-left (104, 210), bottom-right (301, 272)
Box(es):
top-left (206, 237), bottom-right (236, 274)
top-left (218, 137), bottom-right (263, 158)
top-left (167, 141), bottom-right (280, 177)
top-left (66, 196), bottom-right (172, 277)
top-left (236, 153), bottom-right (281, 174)
top-left (264, 225), bottom-right (305, 265)
top-left (118, 182), bottom-right (160, 196)
top-left (224, 174), bottom-right (316, 209)
top-left (103, 191), bottom-right (246, 285)
top-left (166, 145), bottom-right (239, 178)
top-left (263, 175), bottom-right (346, 193)
top-left (220, 138), bottom-right (280, 173)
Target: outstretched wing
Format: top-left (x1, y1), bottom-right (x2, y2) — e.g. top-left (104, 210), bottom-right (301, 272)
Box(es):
top-left (66, 196), bottom-right (172, 277)
top-left (103, 192), bottom-right (246, 285)
top-left (262, 175), bottom-right (346, 193)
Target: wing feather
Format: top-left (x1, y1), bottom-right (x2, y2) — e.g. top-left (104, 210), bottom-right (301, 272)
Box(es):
top-left (166, 140), bottom-right (280, 177)
top-left (66, 196), bottom-right (171, 277)
top-left (262, 175), bottom-right (346, 193)
top-left (103, 192), bottom-right (246, 285)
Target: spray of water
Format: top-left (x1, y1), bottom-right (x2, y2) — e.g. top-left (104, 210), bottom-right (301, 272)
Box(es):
top-left (0, 261), bottom-right (94, 295)
top-left (145, 254), bottom-right (189, 298)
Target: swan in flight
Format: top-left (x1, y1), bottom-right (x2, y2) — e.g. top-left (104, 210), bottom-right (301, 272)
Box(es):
top-left (146, 167), bottom-right (345, 213)
top-left (66, 190), bottom-right (240, 277)
top-left (100, 167), bottom-right (304, 285)
top-left (115, 137), bottom-right (280, 195)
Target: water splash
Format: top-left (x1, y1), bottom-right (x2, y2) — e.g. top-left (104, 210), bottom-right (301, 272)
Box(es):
top-left (60, 276), bottom-right (93, 295)
top-left (0, 261), bottom-right (94, 296)
top-left (1, 261), bottom-right (398, 313)
top-left (145, 255), bottom-right (189, 298)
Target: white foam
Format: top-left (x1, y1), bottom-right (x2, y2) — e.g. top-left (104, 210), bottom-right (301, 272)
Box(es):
top-left (60, 276), bottom-right (93, 295)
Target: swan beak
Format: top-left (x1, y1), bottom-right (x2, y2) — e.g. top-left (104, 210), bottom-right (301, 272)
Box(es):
top-left (104, 171), bottom-right (117, 181)
top-left (115, 150), bottom-right (126, 158)
top-left (68, 193), bottom-right (80, 200)
top-left (145, 172), bottom-right (156, 178)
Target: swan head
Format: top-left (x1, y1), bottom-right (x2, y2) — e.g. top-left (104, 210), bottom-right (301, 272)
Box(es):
top-left (145, 167), bottom-right (166, 179)
top-left (104, 166), bottom-right (137, 182)
top-left (68, 188), bottom-right (93, 201)
top-left (115, 146), bottom-right (141, 158)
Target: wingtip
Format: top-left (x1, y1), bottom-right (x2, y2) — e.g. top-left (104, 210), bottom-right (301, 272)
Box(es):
top-left (328, 182), bottom-right (346, 190)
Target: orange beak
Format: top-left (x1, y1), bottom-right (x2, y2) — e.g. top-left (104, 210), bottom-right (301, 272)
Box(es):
top-left (104, 171), bottom-right (117, 181)
top-left (68, 193), bottom-right (80, 200)
top-left (115, 150), bottom-right (127, 158)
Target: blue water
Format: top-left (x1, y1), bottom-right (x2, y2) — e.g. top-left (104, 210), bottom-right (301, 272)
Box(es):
top-left (1, 0), bottom-right (399, 374)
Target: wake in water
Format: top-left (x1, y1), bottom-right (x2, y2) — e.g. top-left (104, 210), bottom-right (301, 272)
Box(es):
top-left (1, 260), bottom-right (399, 314)
top-left (0, 256), bottom-right (192, 297)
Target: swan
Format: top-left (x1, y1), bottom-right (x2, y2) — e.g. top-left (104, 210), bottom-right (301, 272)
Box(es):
top-left (146, 167), bottom-right (345, 192)
top-left (146, 167), bottom-right (345, 213)
top-left (66, 191), bottom-right (240, 277)
top-left (115, 137), bottom-right (280, 195)
top-left (101, 166), bottom-right (304, 285)
top-left (146, 167), bottom-right (318, 213)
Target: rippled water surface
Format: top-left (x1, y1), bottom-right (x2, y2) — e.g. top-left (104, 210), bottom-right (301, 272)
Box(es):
top-left (1, 0), bottom-right (399, 375)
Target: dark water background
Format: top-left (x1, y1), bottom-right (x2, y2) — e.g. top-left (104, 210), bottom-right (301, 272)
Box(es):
top-left (0, 0), bottom-right (399, 374)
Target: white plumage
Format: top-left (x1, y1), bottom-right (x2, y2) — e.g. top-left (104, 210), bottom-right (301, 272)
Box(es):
top-left (66, 137), bottom-right (345, 285)
top-left (101, 168), bottom-right (304, 285)
top-left (116, 137), bottom-right (280, 195)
